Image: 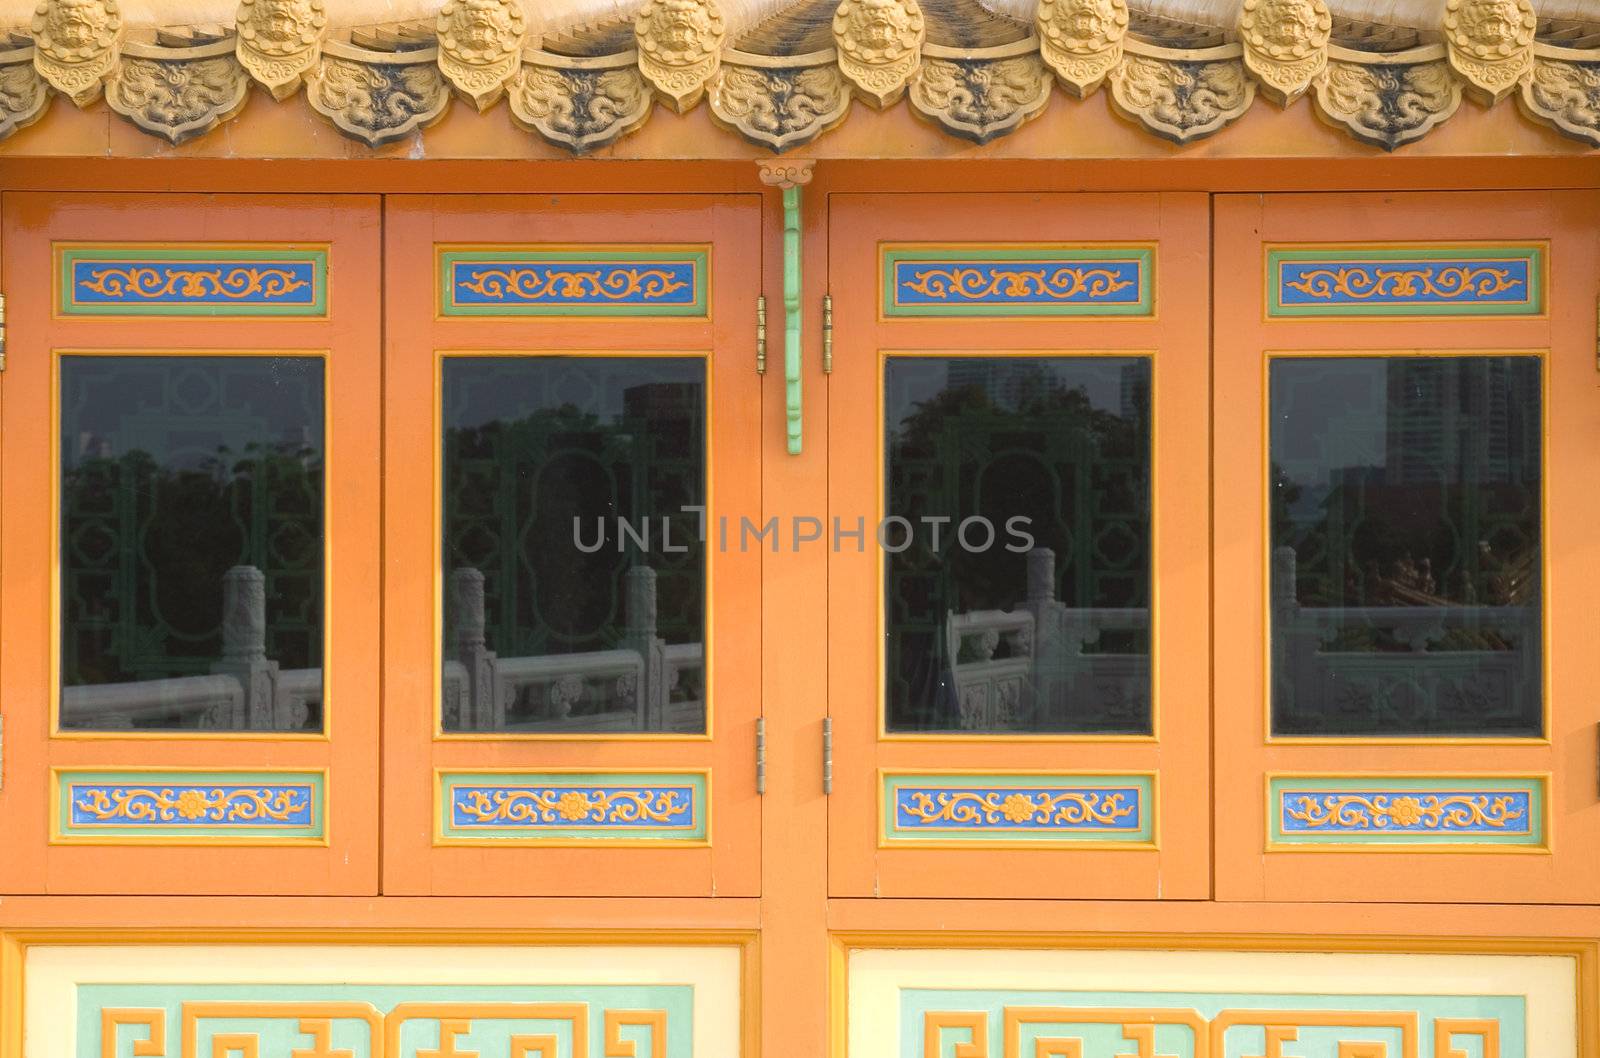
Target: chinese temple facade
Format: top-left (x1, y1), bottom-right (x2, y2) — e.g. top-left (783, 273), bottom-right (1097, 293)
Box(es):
top-left (0, 0), bottom-right (1598, 1055)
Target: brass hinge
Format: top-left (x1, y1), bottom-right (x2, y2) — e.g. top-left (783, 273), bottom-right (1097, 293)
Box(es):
top-left (821, 294), bottom-right (833, 375)
top-left (0, 291), bottom-right (8, 372)
top-left (821, 716), bottom-right (833, 795)
top-left (755, 716), bottom-right (766, 795)
top-left (756, 293), bottom-right (767, 375)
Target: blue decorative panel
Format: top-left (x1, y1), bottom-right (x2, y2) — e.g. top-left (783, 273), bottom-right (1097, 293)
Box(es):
top-left (882, 245), bottom-right (1154, 317)
top-left (58, 246), bottom-right (327, 316)
top-left (881, 772), bottom-right (1153, 846)
top-left (1267, 244), bottom-right (1546, 317)
top-left (908, 988), bottom-right (1523, 1058)
top-left (1270, 775), bottom-right (1546, 848)
top-left (54, 769), bottom-right (325, 844)
top-left (437, 771), bottom-right (709, 844)
top-left (84, 983), bottom-right (689, 1058)
top-left (438, 247), bottom-right (709, 316)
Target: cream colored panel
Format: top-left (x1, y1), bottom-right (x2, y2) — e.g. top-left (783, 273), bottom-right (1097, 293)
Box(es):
top-left (848, 946), bottom-right (1576, 1058)
top-left (27, 942), bottom-right (742, 1057)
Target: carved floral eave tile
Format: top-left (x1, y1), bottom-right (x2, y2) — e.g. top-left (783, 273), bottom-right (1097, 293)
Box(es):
top-left (710, 47), bottom-right (850, 153)
top-left (436, 0), bottom-right (530, 111)
top-left (0, 41), bottom-right (49, 137)
top-left (833, 0), bottom-right (923, 108)
top-left (1517, 43), bottom-right (1600, 147)
top-left (1240, 0), bottom-right (1331, 106)
top-left (107, 35), bottom-right (248, 144)
top-left (32, 0), bottom-right (123, 105)
top-left (1312, 43), bottom-right (1460, 151)
top-left (1109, 39), bottom-right (1255, 144)
top-left (1037, 0), bottom-right (1127, 98)
top-left (1444, 0), bottom-right (1537, 104)
top-left (308, 37), bottom-right (448, 147)
top-left (510, 48), bottom-right (653, 154)
top-left (235, 0), bottom-right (326, 100)
top-left (910, 39), bottom-right (1051, 145)
top-left (635, 0), bottom-right (726, 112)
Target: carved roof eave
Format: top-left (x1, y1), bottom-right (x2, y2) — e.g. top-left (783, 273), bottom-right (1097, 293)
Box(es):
top-left (0, 0), bottom-right (1595, 154)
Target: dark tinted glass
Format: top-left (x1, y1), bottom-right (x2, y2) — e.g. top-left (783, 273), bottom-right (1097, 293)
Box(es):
top-left (884, 356), bottom-right (1152, 734)
top-left (1270, 355), bottom-right (1543, 738)
top-left (441, 356), bottom-right (706, 734)
top-left (59, 355), bottom-right (325, 732)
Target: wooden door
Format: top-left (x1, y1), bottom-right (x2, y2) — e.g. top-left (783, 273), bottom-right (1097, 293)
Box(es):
top-left (1214, 191), bottom-right (1600, 903)
top-left (382, 194), bottom-right (763, 896)
top-left (0, 192), bottom-right (382, 894)
top-left (826, 192), bottom-right (1211, 899)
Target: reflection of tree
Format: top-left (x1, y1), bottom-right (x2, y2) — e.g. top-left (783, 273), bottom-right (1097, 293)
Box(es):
top-left (63, 439), bottom-right (323, 685)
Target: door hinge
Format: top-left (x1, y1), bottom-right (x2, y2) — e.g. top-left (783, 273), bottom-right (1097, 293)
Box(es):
top-left (821, 294), bottom-right (833, 375)
top-left (0, 292), bottom-right (8, 372)
top-left (822, 716), bottom-right (833, 795)
top-left (755, 717), bottom-right (766, 795)
top-left (756, 293), bottom-right (767, 375)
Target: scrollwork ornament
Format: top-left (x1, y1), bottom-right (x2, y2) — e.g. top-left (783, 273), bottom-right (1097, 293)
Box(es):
top-left (309, 53), bottom-right (449, 147)
top-left (1239, 0), bottom-right (1330, 105)
top-left (1037, 0), bottom-right (1127, 98)
top-left (910, 54), bottom-right (1051, 144)
top-left (235, 0), bottom-right (326, 100)
top-left (0, 53), bottom-right (49, 140)
top-left (634, 0), bottom-right (726, 112)
top-left (436, 0), bottom-right (529, 110)
top-left (30, 0), bottom-right (122, 105)
top-left (1444, 0), bottom-right (1536, 104)
top-left (833, 0), bottom-right (924, 108)
top-left (1312, 59), bottom-right (1461, 150)
top-left (510, 60), bottom-right (653, 153)
top-left (1109, 54), bottom-right (1254, 144)
top-left (1518, 56), bottom-right (1600, 147)
top-left (709, 62), bottom-right (849, 152)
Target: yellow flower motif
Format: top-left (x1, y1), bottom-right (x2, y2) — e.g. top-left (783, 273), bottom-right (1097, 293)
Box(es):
top-left (1001, 793), bottom-right (1039, 824)
top-left (556, 791), bottom-right (595, 821)
top-left (1385, 796), bottom-right (1424, 827)
top-left (174, 790), bottom-right (212, 820)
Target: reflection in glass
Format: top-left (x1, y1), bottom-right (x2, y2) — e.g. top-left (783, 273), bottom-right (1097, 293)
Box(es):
top-left (59, 355), bottom-right (325, 732)
top-left (1270, 356), bottom-right (1543, 738)
top-left (884, 356), bottom-right (1152, 735)
top-left (441, 356), bottom-right (706, 734)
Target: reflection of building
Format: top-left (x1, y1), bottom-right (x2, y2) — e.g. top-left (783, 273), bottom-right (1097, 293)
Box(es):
top-left (1385, 358), bottom-right (1540, 486)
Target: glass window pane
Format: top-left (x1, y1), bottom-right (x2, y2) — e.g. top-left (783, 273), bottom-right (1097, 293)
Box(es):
top-left (59, 355), bottom-right (325, 732)
top-left (441, 356), bottom-right (707, 735)
top-left (883, 356), bottom-right (1153, 735)
top-left (1270, 355), bottom-right (1543, 738)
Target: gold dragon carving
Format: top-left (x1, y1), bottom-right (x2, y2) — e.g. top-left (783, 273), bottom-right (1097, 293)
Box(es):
top-left (1444, 0), bottom-right (1537, 104)
top-left (710, 60), bottom-right (850, 152)
top-left (31, 0), bottom-right (122, 105)
top-left (1312, 58), bottom-right (1462, 151)
top-left (909, 53), bottom-right (1052, 145)
top-left (436, 0), bottom-right (530, 110)
top-left (235, 0), bottom-right (326, 100)
top-left (309, 47), bottom-right (450, 147)
top-left (0, 46), bottom-right (49, 138)
top-left (1109, 52), bottom-right (1255, 144)
top-left (1518, 54), bottom-right (1600, 147)
top-left (833, 0), bottom-right (925, 108)
top-left (634, 0), bottom-right (726, 112)
top-left (511, 56), bottom-right (654, 153)
top-left (1239, 0), bottom-right (1331, 105)
top-left (106, 40), bottom-right (249, 145)
top-left (1036, 0), bottom-right (1128, 98)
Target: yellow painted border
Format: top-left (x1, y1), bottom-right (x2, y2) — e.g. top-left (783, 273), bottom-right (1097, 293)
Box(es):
top-left (430, 348), bottom-right (714, 743)
top-left (433, 243), bottom-right (715, 323)
top-left (875, 242), bottom-right (1162, 324)
top-left (1259, 241), bottom-right (1552, 324)
top-left (1259, 348), bottom-right (1552, 746)
top-left (875, 348), bottom-right (1161, 744)
top-left (50, 241), bottom-right (333, 322)
top-left (432, 766), bottom-right (714, 848)
top-left (1261, 771), bottom-right (1554, 855)
top-left (49, 348), bottom-right (334, 743)
top-left (876, 768), bottom-right (1160, 851)
top-left (47, 765), bottom-right (332, 848)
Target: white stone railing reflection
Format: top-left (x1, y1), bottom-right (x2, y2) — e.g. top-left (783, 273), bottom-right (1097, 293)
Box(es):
top-left (60, 564), bottom-right (322, 731)
top-left (442, 565), bottom-right (704, 733)
top-left (944, 548), bottom-right (1148, 731)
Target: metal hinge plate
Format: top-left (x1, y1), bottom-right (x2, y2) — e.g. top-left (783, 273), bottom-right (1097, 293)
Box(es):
top-left (822, 716), bottom-right (833, 795)
top-left (755, 716), bottom-right (766, 795)
top-left (756, 293), bottom-right (767, 375)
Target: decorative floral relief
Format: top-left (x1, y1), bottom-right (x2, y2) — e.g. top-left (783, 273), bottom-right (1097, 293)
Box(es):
top-left (436, 0), bottom-right (528, 110)
top-left (309, 55), bottom-right (448, 147)
top-left (634, 0), bottom-right (726, 112)
top-left (453, 787), bottom-right (693, 826)
top-left (106, 53), bottom-right (248, 144)
top-left (1282, 265), bottom-right (1521, 301)
top-left (1240, 0), bottom-right (1331, 105)
top-left (710, 62), bottom-right (849, 152)
top-left (1314, 60), bottom-right (1461, 151)
top-left (909, 55), bottom-right (1051, 145)
top-left (900, 264), bottom-right (1136, 302)
top-left (1282, 793), bottom-right (1528, 832)
top-left (1519, 57), bottom-right (1600, 147)
top-left (511, 62), bottom-right (652, 154)
top-left (78, 264), bottom-right (310, 301)
top-left (833, 0), bottom-right (924, 108)
top-left (1109, 54), bottom-right (1254, 144)
top-left (31, 0), bottom-right (122, 104)
top-left (73, 785), bottom-right (311, 824)
top-left (898, 789), bottom-right (1139, 828)
top-left (1037, 0), bottom-right (1127, 97)
top-left (235, 0), bottom-right (326, 99)
top-left (1444, 0), bottom-right (1536, 103)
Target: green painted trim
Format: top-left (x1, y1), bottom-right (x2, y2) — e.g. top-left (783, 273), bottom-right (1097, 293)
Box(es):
top-left (438, 770), bottom-right (709, 844)
top-left (1267, 244), bottom-right (1546, 318)
top-left (1269, 775), bottom-right (1547, 847)
top-left (55, 769), bottom-right (326, 843)
top-left (58, 246), bottom-right (328, 317)
top-left (783, 187), bottom-right (803, 455)
top-left (437, 247), bottom-right (709, 317)
top-left (881, 245), bottom-right (1155, 318)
